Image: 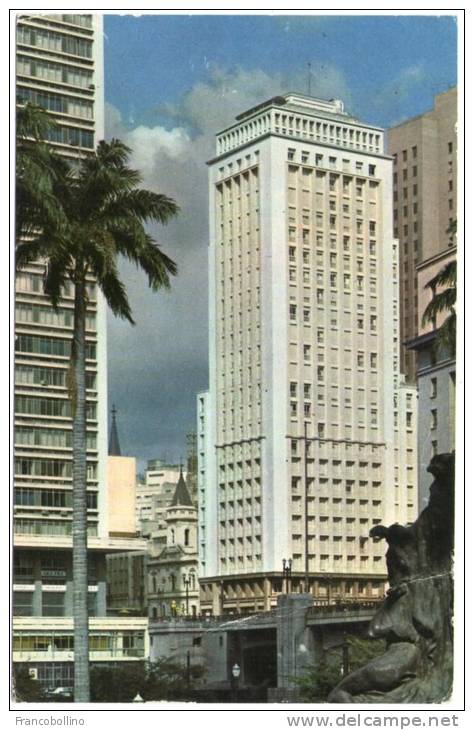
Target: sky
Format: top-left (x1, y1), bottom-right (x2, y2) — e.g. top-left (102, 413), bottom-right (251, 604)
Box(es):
top-left (102, 12), bottom-right (458, 470)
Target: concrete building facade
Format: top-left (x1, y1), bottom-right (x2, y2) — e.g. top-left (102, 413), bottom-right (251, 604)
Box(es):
top-left (387, 88), bottom-right (457, 383)
top-left (14, 13), bottom-right (148, 692)
top-left (199, 93), bottom-right (417, 612)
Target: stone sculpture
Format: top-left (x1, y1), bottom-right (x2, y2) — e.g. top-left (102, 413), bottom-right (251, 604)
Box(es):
top-left (328, 453), bottom-right (455, 703)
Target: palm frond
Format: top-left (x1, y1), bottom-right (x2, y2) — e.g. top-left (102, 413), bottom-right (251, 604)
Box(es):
top-left (425, 260), bottom-right (456, 291)
top-left (97, 266), bottom-right (134, 324)
top-left (103, 189), bottom-right (179, 224)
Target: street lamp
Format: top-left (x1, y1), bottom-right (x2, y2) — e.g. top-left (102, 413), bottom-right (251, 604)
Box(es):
top-left (282, 558), bottom-right (292, 594)
top-left (231, 663), bottom-right (241, 702)
top-left (183, 576), bottom-right (190, 616)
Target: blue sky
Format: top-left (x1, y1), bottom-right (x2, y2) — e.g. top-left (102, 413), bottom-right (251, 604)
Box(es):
top-left (105, 14), bottom-right (457, 130)
top-left (102, 13), bottom-right (458, 469)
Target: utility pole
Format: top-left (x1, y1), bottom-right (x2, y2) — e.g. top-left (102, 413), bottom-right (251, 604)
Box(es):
top-left (304, 420), bottom-right (310, 593)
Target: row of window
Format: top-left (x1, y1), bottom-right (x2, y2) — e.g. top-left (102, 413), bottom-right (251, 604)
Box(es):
top-left (13, 592), bottom-right (96, 618)
top-left (16, 272), bottom-right (96, 299)
top-left (15, 365), bottom-right (96, 390)
top-left (288, 235), bottom-right (377, 257)
top-left (15, 458), bottom-right (97, 479)
top-left (14, 487), bottom-right (97, 508)
top-left (12, 630), bottom-right (144, 652)
top-left (45, 125), bottom-right (94, 149)
top-left (18, 54), bottom-right (93, 88)
top-left (15, 426), bottom-right (96, 449)
top-left (15, 396), bottom-right (97, 419)
top-left (16, 303), bottom-right (95, 329)
top-left (288, 150), bottom-right (378, 177)
top-left (14, 519), bottom-right (98, 536)
top-left (15, 334), bottom-right (96, 359)
top-left (17, 87), bottom-right (93, 119)
top-left (17, 25), bottom-right (93, 58)
top-left (46, 14), bottom-right (93, 28)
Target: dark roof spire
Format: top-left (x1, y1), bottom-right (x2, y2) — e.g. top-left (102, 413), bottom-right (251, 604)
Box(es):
top-left (171, 467), bottom-right (193, 507)
top-left (108, 404), bottom-right (122, 456)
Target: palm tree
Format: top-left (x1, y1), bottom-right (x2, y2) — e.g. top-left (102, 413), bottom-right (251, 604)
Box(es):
top-left (422, 222), bottom-right (457, 357)
top-left (16, 103), bottom-right (69, 240)
top-left (16, 138), bottom-right (179, 702)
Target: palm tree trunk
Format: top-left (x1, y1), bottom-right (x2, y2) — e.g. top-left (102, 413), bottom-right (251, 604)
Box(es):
top-left (72, 273), bottom-right (90, 702)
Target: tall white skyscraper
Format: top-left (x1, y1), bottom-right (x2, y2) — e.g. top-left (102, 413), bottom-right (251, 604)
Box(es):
top-left (198, 94), bottom-right (417, 614)
top-left (13, 14), bottom-right (147, 692)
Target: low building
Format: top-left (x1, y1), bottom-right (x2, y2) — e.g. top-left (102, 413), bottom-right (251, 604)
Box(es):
top-left (407, 246), bottom-right (456, 510)
top-left (147, 471), bottom-right (199, 618)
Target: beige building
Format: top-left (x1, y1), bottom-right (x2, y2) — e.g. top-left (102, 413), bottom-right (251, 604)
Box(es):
top-left (107, 455), bottom-right (137, 537)
top-left (199, 94), bottom-right (417, 612)
top-left (135, 459), bottom-right (187, 538)
top-left (387, 88), bottom-right (457, 383)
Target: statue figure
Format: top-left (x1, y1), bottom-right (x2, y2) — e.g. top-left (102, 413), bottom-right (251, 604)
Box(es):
top-left (328, 453), bottom-right (455, 703)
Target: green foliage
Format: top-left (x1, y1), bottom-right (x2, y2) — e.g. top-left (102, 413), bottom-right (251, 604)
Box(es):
top-left (16, 103), bottom-right (69, 240)
top-left (294, 635), bottom-right (386, 702)
top-left (13, 667), bottom-right (45, 702)
top-left (422, 221), bottom-right (457, 357)
top-left (90, 659), bottom-right (205, 703)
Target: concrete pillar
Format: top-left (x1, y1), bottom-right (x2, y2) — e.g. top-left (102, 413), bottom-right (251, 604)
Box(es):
top-left (276, 593), bottom-right (314, 689)
top-left (263, 576), bottom-right (271, 610)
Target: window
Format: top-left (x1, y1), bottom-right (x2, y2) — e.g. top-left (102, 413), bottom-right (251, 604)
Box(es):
top-left (42, 592), bottom-right (65, 617)
top-left (289, 304), bottom-right (297, 321)
top-left (370, 353), bottom-right (377, 369)
top-left (448, 142), bottom-right (453, 154)
top-left (290, 382), bottom-right (297, 398)
top-left (357, 352), bottom-right (364, 367)
top-left (412, 166), bottom-right (417, 177)
top-left (431, 409), bottom-right (438, 430)
top-left (368, 164), bottom-right (376, 176)
top-left (303, 345), bottom-right (311, 362)
top-left (317, 423), bottom-right (325, 438)
top-left (288, 148), bottom-right (296, 161)
top-left (412, 146), bottom-right (417, 158)
top-left (430, 378), bottom-right (437, 398)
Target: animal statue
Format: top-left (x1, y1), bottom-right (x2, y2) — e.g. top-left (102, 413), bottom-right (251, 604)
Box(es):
top-left (328, 453), bottom-right (455, 703)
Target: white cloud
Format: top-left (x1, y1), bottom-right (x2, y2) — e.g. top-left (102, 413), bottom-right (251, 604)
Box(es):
top-left (104, 63), bottom-right (351, 464)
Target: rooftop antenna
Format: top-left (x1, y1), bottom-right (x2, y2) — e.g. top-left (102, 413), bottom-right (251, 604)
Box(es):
top-left (307, 62), bottom-right (312, 96)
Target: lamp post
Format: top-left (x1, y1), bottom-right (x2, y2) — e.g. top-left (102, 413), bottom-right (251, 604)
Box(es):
top-left (183, 576), bottom-right (190, 616)
top-left (231, 662), bottom-right (241, 702)
top-left (282, 558), bottom-right (292, 594)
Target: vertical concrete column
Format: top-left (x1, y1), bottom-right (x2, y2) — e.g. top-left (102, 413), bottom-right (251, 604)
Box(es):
top-left (263, 576), bottom-right (271, 611)
top-left (276, 593), bottom-right (314, 689)
top-left (33, 554), bottom-right (43, 616)
top-left (90, 554), bottom-right (107, 616)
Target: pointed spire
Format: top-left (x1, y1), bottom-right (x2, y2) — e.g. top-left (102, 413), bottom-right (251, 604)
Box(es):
top-left (108, 404), bottom-right (122, 456)
top-left (171, 466), bottom-right (193, 507)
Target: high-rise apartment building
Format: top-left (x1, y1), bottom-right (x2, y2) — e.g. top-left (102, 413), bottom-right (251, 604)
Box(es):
top-left (389, 88), bottom-right (458, 508)
top-left (13, 14), bottom-right (147, 692)
top-left (199, 94), bottom-right (417, 614)
top-left (387, 88), bottom-right (457, 383)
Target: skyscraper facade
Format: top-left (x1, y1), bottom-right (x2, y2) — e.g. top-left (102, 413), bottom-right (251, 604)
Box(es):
top-left (388, 88), bottom-right (458, 508)
top-left (387, 88), bottom-right (457, 384)
top-left (13, 14), bottom-right (147, 692)
top-left (199, 94), bottom-right (417, 613)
